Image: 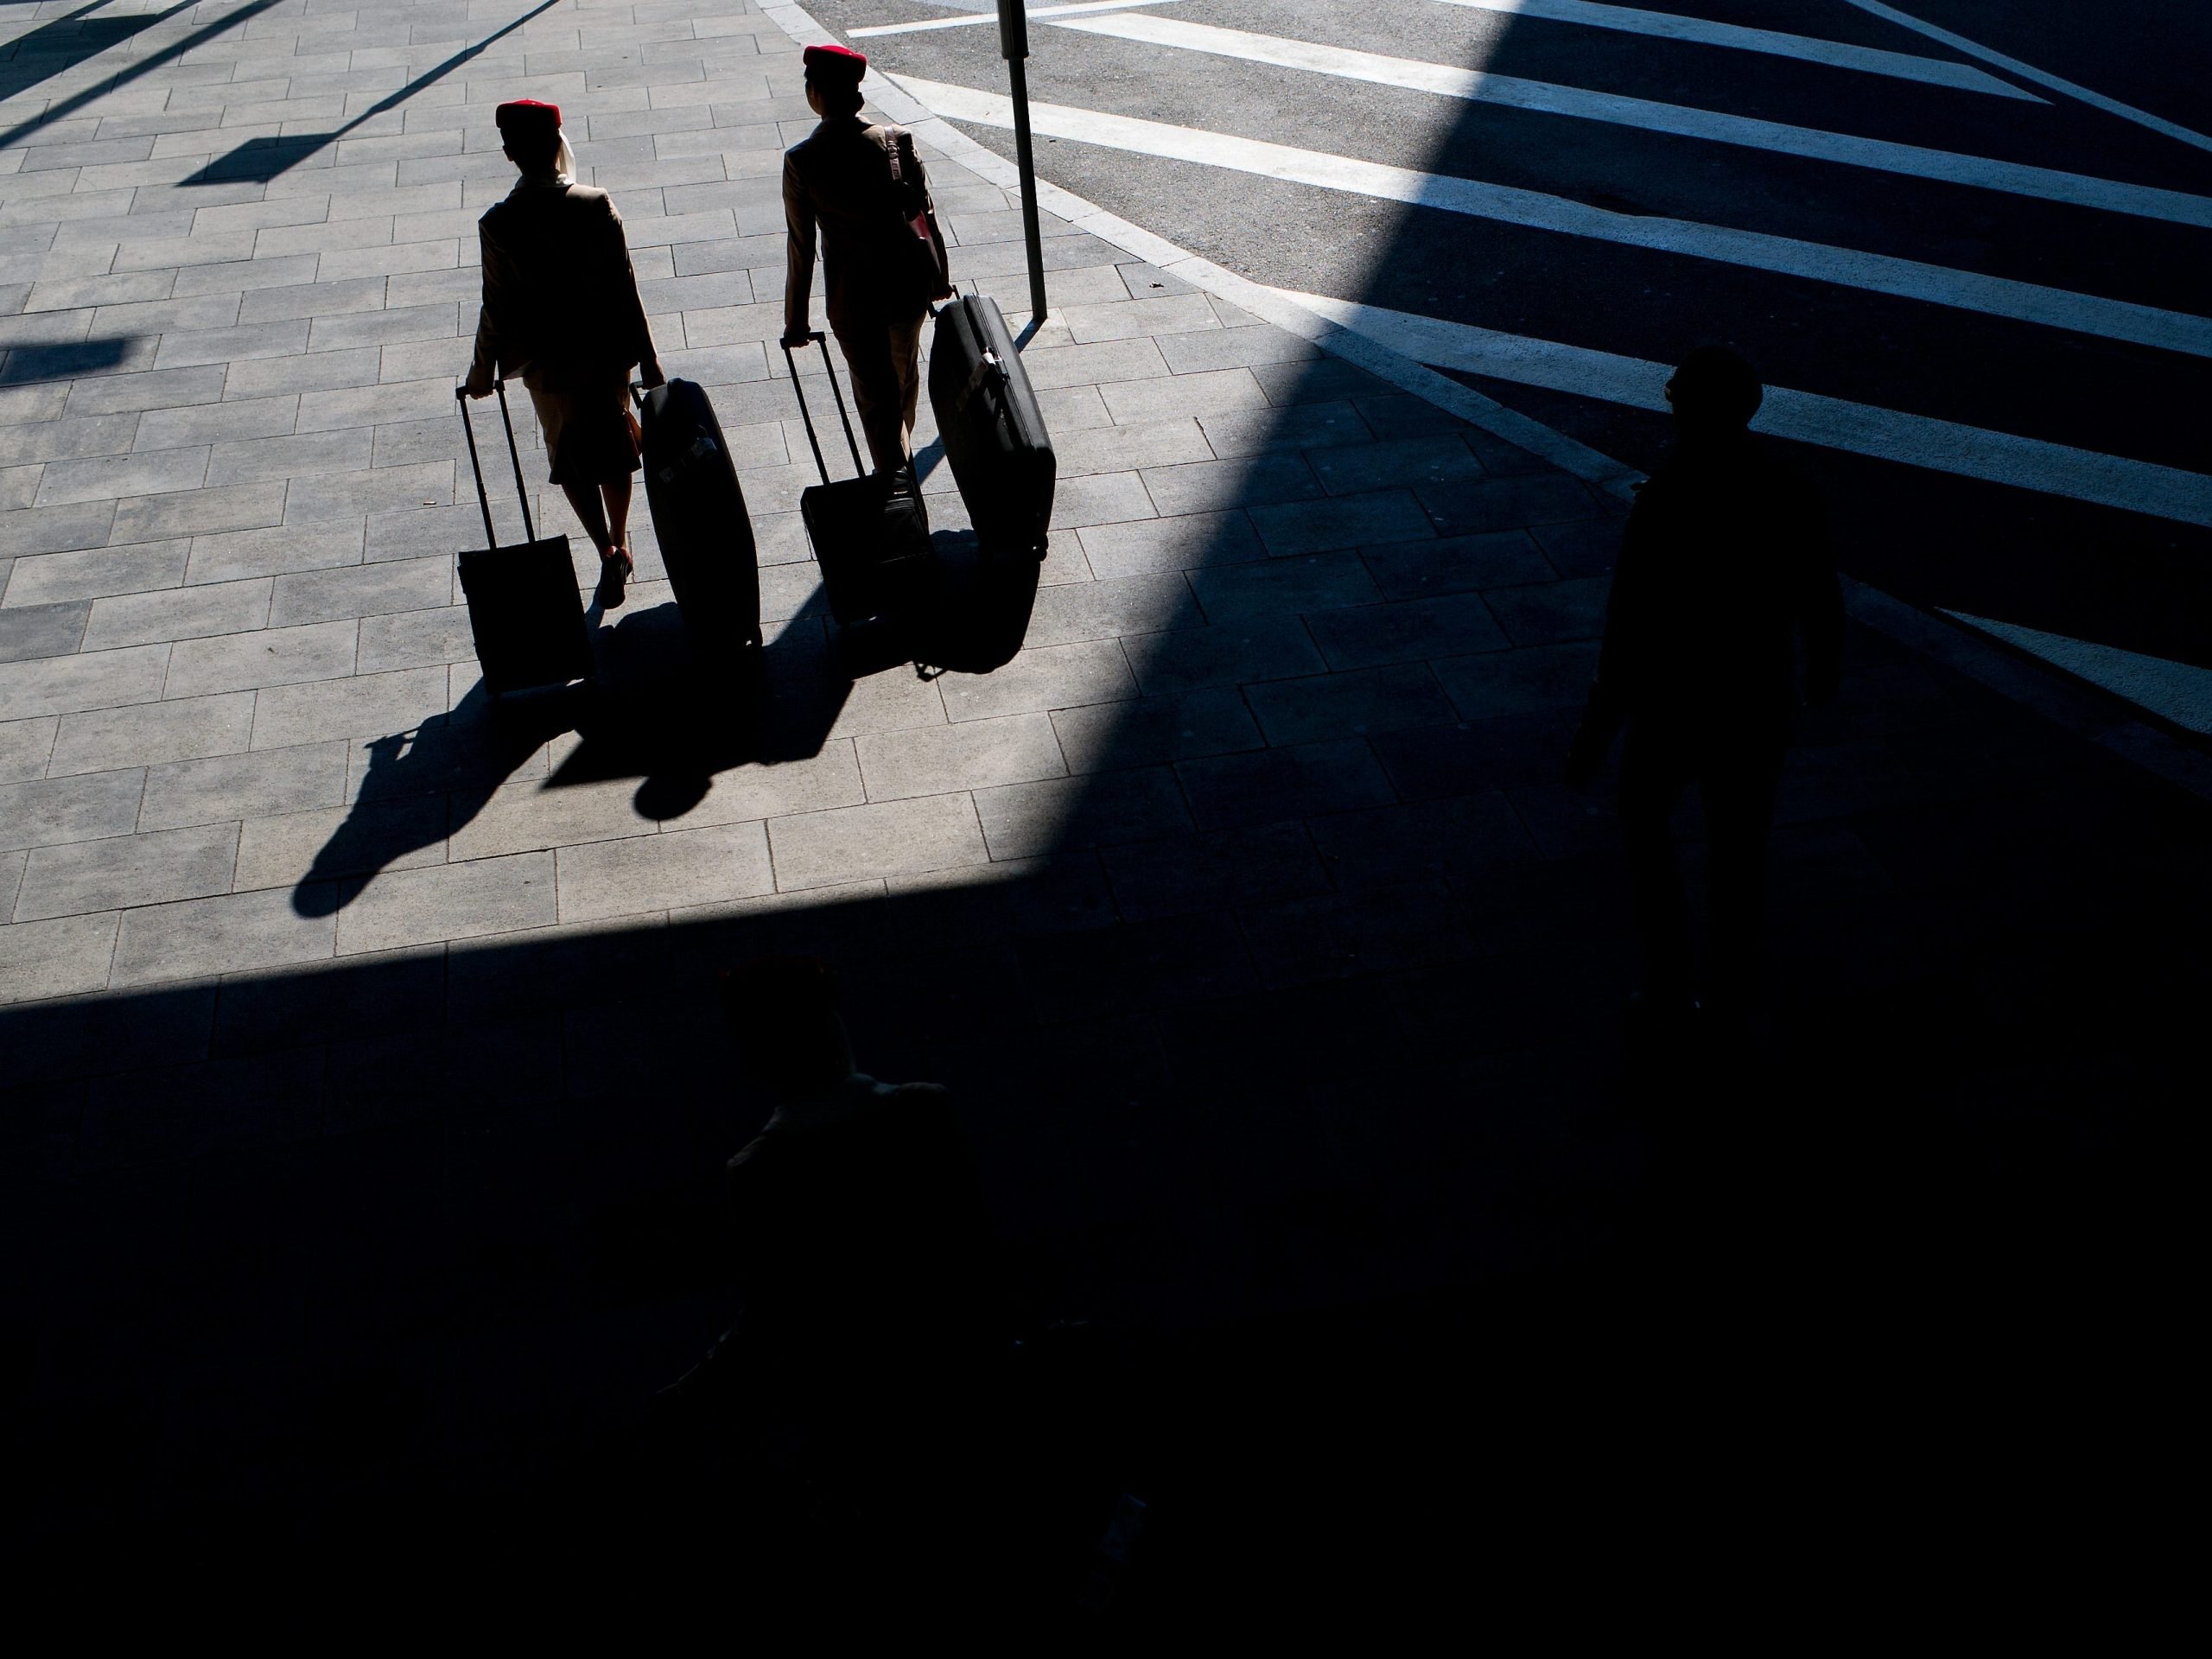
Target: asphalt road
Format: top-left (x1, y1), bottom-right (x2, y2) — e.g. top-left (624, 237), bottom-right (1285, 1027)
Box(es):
top-left (804, 0), bottom-right (2212, 696)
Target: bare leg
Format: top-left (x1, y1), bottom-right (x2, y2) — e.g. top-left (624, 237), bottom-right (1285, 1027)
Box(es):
top-left (601, 474), bottom-right (633, 554)
top-left (560, 480), bottom-right (612, 556)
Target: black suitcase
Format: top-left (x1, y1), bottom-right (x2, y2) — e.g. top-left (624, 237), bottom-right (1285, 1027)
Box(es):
top-left (633, 377), bottom-right (762, 658)
top-left (454, 381), bottom-right (595, 699)
top-left (928, 293), bottom-right (1054, 557)
top-left (782, 332), bottom-right (932, 629)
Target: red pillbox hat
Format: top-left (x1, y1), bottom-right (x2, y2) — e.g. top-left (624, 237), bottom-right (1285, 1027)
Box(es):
top-left (802, 42), bottom-right (868, 81)
top-left (494, 98), bottom-right (562, 136)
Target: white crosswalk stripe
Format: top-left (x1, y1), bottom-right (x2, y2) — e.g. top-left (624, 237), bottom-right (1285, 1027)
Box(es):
top-left (1939, 613), bottom-right (2212, 736)
top-left (894, 76), bottom-right (2212, 357)
top-left (1836, 0), bottom-right (2212, 149)
top-left (1274, 293), bottom-right (2212, 527)
top-left (1437, 0), bottom-right (2041, 99)
top-left (1055, 12), bottom-right (2212, 226)
top-left (851, 0), bottom-right (1195, 40)
top-left (854, 0), bottom-right (2209, 718)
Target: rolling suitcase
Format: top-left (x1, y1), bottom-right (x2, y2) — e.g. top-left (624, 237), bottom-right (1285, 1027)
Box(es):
top-left (633, 377), bottom-right (763, 658)
top-left (782, 332), bottom-right (932, 630)
top-left (454, 380), bottom-right (595, 700)
top-left (928, 293), bottom-right (1054, 557)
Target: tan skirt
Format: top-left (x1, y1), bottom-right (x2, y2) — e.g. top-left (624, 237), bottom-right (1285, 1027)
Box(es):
top-left (526, 372), bottom-right (640, 486)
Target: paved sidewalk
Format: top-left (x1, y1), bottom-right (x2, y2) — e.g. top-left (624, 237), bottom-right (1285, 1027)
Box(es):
top-left (2, 0), bottom-right (2202, 1565)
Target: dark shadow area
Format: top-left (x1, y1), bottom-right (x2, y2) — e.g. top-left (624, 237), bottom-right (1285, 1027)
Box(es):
top-left (3, 667), bottom-right (2199, 1624)
top-left (549, 593), bottom-right (840, 787)
top-left (292, 588), bottom-right (851, 914)
top-left (0, 336), bottom-right (137, 385)
top-left (1457, 372), bottom-right (2212, 677)
top-left (289, 683), bottom-right (564, 918)
top-left (0, 0), bottom-right (289, 151)
top-left (177, 0), bottom-right (565, 186)
top-left (0, 0), bottom-right (193, 96)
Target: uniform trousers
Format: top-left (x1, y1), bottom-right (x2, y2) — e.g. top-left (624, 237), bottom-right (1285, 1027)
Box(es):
top-left (831, 308), bottom-right (926, 474)
top-left (1618, 717), bottom-right (1788, 1012)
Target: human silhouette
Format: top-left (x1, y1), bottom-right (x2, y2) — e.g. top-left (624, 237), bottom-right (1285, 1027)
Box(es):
top-left (715, 955), bottom-right (993, 1354)
top-left (292, 689), bottom-right (555, 916)
top-left (779, 43), bottom-right (952, 474)
top-left (653, 957), bottom-right (996, 1586)
top-left (465, 97), bottom-right (665, 606)
top-left (1565, 346), bottom-right (1842, 1033)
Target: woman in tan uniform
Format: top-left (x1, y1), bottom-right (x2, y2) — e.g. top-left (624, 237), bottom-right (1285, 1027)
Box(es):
top-left (465, 99), bottom-right (664, 604)
top-left (780, 44), bottom-right (951, 476)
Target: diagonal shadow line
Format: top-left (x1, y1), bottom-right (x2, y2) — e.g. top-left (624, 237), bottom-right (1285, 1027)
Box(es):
top-left (0, 0), bottom-right (285, 151)
top-left (0, 0), bottom-right (180, 95)
top-left (179, 0), bottom-right (567, 186)
top-left (0, 0), bottom-right (137, 83)
top-left (2, 10), bottom-right (2200, 1577)
top-left (0, 334), bottom-right (137, 385)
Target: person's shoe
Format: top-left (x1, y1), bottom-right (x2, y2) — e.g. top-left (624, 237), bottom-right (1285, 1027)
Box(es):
top-left (597, 544), bottom-right (632, 608)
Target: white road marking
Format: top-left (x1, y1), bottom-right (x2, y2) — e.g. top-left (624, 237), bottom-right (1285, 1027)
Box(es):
top-left (1838, 0), bottom-right (2212, 153)
top-left (892, 76), bottom-right (2212, 359)
top-left (849, 0), bottom-right (1190, 38)
top-left (1433, 0), bottom-right (2039, 100)
top-left (1944, 613), bottom-right (2212, 734)
top-left (1056, 13), bottom-right (2212, 228)
top-left (1272, 291), bottom-right (2212, 528)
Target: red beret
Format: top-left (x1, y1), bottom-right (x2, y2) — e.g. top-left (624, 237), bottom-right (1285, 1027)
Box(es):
top-left (495, 99), bottom-right (561, 134)
top-left (803, 42), bottom-right (867, 81)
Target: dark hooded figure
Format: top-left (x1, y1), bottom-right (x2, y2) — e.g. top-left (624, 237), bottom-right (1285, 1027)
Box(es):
top-left (650, 957), bottom-right (999, 1597)
top-left (1566, 346), bottom-right (1843, 1032)
top-left (465, 98), bottom-right (664, 605)
top-left (780, 43), bottom-right (952, 474)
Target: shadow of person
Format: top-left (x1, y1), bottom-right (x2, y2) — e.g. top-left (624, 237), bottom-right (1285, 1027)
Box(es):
top-left (291, 681), bottom-right (572, 918)
top-left (297, 530), bottom-right (1036, 912)
top-left (546, 590), bottom-right (854, 815)
top-left (1562, 345), bottom-right (1843, 1041)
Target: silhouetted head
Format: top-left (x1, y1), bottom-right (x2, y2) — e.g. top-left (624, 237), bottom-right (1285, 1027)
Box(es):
top-left (720, 956), bottom-right (855, 1097)
top-left (1665, 346), bottom-right (1762, 439)
top-left (804, 42), bottom-right (867, 118)
top-left (496, 98), bottom-right (567, 178)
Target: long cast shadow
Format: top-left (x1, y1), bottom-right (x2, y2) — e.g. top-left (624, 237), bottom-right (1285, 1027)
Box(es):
top-left (0, 337), bottom-right (141, 386)
top-left (179, 0), bottom-right (567, 187)
top-left (286, 522), bottom-right (1039, 914)
top-left (7, 9), bottom-right (2193, 1614)
top-left (0, 0), bottom-right (289, 151)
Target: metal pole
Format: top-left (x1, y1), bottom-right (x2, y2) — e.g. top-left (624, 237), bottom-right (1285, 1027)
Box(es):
top-left (998, 0), bottom-right (1047, 325)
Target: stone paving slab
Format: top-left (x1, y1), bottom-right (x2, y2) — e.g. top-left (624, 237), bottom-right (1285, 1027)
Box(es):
top-left (0, 0), bottom-right (2206, 1556)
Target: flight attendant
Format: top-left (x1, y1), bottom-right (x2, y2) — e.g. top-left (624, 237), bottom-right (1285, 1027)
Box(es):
top-left (780, 43), bottom-right (952, 475)
top-left (465, 98), bottom-right (664, 603)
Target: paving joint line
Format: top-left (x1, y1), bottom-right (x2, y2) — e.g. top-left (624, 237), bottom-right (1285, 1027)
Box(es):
top-left (761, 0), bottom-right (2212, 804)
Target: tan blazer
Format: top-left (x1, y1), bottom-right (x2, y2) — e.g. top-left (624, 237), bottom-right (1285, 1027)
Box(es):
top-left (468, 179), bottom-right (656, 390)
top-left (784, 116), bottom-right (939, 334)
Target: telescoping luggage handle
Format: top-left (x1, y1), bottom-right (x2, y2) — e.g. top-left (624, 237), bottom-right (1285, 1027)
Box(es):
top-left (780, 332), bottom-right (867, 486)
top-left (455, 378), bottom-right (538, 549)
